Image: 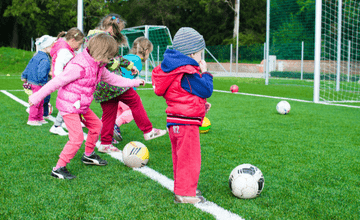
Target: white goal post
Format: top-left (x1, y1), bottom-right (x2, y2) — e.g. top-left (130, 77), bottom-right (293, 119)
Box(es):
top-left (121, 25), bottom-right (173, 83)
top-left (314, 0), bottom-right (360, 103)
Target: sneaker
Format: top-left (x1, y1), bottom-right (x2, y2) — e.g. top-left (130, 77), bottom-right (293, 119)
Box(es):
top-left (50, 125), bottom-right (68, 136)
top-left (26, 107), bottom-right (30, 113)
top-left (81, 152), bottom-right (108, 165)
top-left (51, 167), bottom-right (76, 180)
top-left (27, 121), bottom-right (42, 126)
top-left (43, 116), bottom-right (50, 119)
top-left (144, 128), bottom-right (167, 141)
top-left (174, 195), bottom-right (206, 204)
top-left (98, 144), bottom-right (120, 153)
top-left (196, 189), bottom-right (202, 196)
top-left (113, 124), bottom-right (123, 142)
top-left (39, 120), bottom-right (48, 124)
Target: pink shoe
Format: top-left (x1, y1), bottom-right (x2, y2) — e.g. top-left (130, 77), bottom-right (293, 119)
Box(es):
top-left (98, 144), bottom-right (120, 153)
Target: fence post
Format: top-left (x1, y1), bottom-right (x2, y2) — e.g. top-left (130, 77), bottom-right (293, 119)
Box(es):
top-left (230, 44), bottom-right (232, 74)
top-left (301, 41), bottom-right (304, 80)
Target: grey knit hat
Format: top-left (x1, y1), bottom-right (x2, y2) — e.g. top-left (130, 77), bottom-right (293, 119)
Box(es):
top-left (173, 27), bottom-right (205, 55)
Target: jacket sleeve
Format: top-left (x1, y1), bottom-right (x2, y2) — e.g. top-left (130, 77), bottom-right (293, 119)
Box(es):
top-left (29, 64), bottom-right (82, 105)
top-left (181, 72), bottom-right (213, 98)
top-left (37, 59), bottom-right (50, 85)
top-left (101, 68), bottom-right (142, 88)
top-left (107, 55), bottom-right (134, 72)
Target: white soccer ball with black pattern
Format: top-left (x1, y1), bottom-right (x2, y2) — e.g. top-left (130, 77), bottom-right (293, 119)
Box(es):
top-left (229, 164), bottom-right (265, 199)
top-left (276, 100), bottom-right (291, 115)
top-left (122, 141), bottom-right (149, 168)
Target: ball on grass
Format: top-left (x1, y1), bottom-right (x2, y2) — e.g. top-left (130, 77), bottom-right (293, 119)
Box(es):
top-left (230, 85), bottom-right (239, 93)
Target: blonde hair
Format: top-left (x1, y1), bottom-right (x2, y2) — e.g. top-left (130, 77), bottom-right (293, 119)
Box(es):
top-left (57, 27), bottom-right (84, 42)
top-left (97, 13), bottom-right (127, 45)
top-left (130, 37), bottom-right (153, 58)
top-left (87, 33), bottom-right (118, 61)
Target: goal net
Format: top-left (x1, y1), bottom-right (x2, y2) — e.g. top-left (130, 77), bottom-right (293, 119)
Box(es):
top-left (121, 25), bottom-right (173, 82)
top-left (314, 0), bottom-right (360, 103)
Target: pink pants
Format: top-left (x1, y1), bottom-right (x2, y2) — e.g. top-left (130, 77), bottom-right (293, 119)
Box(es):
top-left (100, 88), bottom-right (152, 145)
top-left (115, 101), bottom-right (134, 126)
top-left (56, 109), bottom-right (102, 167)
top-left (169, 125), bottom-right (201, 197)
top-left (28, 85), bottom-right (44, 121)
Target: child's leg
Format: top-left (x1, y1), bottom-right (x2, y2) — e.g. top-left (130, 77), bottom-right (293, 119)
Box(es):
top-left (55, 113), bottom-right (84, 168)
top-left (28, 85), bottom-right (43, 121)
top-left (169, 125), bottom-right (201, 197)
top-left (119, 88), bottom-right (152, 134)
top-left (115, 108), bottom-right (134, 126)
top-left (100, 97), bottom-right (120, 145)
top-left (54, 112), bottom-right (64, 127)
top-left (43, 95), bottom-right (51, 116)
top-left (82, 109), bottom-right (102, 155)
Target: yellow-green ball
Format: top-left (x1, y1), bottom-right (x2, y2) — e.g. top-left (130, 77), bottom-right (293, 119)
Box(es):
top-left (199, 117), bottom-right (211, 134)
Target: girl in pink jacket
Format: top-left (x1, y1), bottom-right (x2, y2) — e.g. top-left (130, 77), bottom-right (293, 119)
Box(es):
top-left (29, 33), bottom-right (145, 180)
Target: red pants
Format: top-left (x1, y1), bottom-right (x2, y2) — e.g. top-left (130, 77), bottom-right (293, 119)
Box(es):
top-left (28, 85), bottom-right (44, 121)
top-left (100, 88), bottom-right (152, 145)
top-left (169, 125), bottom-right (201, 197)
top-left (56, 109), bottom-right (102, 167)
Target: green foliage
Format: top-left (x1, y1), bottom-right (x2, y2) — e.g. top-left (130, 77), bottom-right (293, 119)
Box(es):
top-left (0, 47), bottom-right (34, 75)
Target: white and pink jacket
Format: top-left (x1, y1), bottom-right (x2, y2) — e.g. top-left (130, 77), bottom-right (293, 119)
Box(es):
top-left (29, 48), bottom-right (143, 115)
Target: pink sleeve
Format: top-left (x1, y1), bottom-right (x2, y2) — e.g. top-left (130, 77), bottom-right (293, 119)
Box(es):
top-left (101, 68), bottom-right (142, 88)
top-left (29, 64), bottom-right (82, 105)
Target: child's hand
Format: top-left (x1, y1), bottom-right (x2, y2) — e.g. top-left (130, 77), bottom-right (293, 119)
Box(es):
top-left (205, 102), bottom-right (211, 113)
top-left (131, 66), bottom-right (139, 76)
top-left (29, 101), bottom-right (34, 106)
top-left (139, 79), bottom-right (146, 87)
top-left (199, 60), bottom-right (207, 73)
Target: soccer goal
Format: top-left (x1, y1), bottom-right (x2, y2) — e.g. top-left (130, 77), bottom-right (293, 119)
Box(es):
top-left (121, 25), bottom-right (173, 82)
top-left (314, 0), bottom-right (360, 103)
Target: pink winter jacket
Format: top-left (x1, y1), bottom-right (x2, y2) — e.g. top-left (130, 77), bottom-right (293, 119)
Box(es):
top-left (29, 48), bottom-right (143, 114)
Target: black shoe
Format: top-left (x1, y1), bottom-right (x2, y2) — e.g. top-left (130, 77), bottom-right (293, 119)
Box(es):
top-left (113, 124), bottom-right (123, 142)
top-left (81, 152), bottom-right (108, 166)
top-left (51, 167), bottom-right (76, 180)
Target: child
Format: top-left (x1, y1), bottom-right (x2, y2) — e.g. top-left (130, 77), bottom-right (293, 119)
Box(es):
top-left (152, 27), bottom-right (213, 204)
top-left (28, 33), bottom-right (145, 180)
top-left (22, 35), bottom-right (57, 126)
top-left (49, 27), bottom-right (85, 136)
top-left (113, 36), bottom-right (153, 142)
top-left (86, 13), bottom-right (166, 153)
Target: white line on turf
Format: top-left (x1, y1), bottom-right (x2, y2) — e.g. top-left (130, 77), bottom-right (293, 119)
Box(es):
top-left (214, 89), bottom-right (360, 109)
top-left (1, 90), bottom-right (245, 220)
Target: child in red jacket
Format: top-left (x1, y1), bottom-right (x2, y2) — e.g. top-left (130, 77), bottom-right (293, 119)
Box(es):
top-left (152, 27), bottom-right (213, 204)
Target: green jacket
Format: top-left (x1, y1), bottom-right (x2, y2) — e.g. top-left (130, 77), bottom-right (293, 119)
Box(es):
top-left (85, 29), bottom-right (134, 103)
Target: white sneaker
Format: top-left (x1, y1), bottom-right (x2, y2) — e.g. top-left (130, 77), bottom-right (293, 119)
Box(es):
top-left (39, 120), bottom-right (48, 124)
top-left (98, 144), bottom-right (120, 153)
top-left (27, 121), bottom-right (42, 126)
top-left (50, 125), bottom-right (68, 136)
top-left (144, 128), bottom-right (167, 141)
top-left (26, 108), bottom-right (29, 113)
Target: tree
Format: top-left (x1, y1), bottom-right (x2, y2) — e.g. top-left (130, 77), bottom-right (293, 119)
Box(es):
top-left (3, 0), bottom-right (109, 49)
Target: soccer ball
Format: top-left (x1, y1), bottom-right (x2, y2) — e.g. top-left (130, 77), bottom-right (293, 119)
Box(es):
top-left (276, 101), bottom-right (291, 115)
top-left (48, 103), bottom-right (53, 115)
top-left (229, 164), bottom-right (265, 199)
top-left (199, 117), bottom-right (211, 134)
top-left (122, 141), bottom-right (149, 168)
top-left (230, 85), bottom-right (239, 93)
